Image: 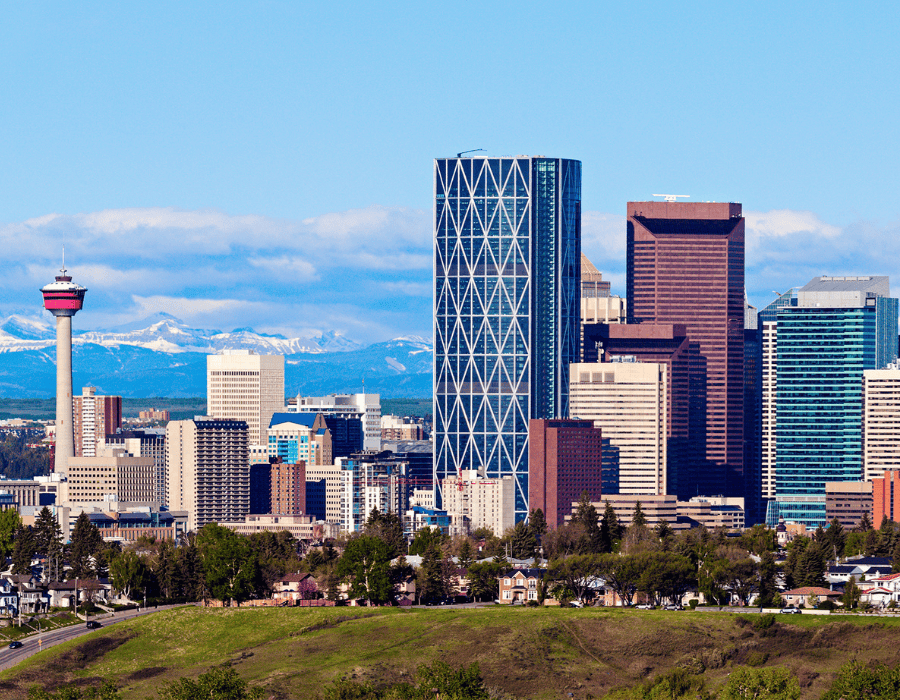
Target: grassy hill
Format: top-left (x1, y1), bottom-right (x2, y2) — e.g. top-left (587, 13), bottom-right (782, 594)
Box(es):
top-left (3, 606), bottom-right (900, 699)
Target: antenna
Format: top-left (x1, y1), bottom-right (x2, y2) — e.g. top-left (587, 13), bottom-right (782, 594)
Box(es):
top-left (457, 149), bottom-right (485, 158)
top-left (652, 194), bottom-right (690, 202)
top-left (61, 246), bottom-right (67, 275)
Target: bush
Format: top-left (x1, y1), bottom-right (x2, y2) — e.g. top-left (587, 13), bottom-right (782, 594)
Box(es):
top-left (746, 651), bottom-right (770, 667)
top-left (688, 599), bottom-right (699, 610)
top-left (525, 600), bottom-right (539, 607)
top-left (818, 600), bottom-right (837, 610)
top-left (719, 666), bottom-right (799, 700)
top-left (753, 614), bottom-right (776, 631)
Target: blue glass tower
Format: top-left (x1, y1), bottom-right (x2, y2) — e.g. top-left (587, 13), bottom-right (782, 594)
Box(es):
top-left (769, 276), bottom-right (898, 527)
top-left (433, 156), bottom-right (581, 520)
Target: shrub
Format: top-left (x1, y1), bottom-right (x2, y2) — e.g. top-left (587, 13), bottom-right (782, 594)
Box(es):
top-left (719, 666), bottom-right (800, 700)
top-left (688, 599), bottom-right (699, 610)
top-left (746, 651), bottom-right (770, 667)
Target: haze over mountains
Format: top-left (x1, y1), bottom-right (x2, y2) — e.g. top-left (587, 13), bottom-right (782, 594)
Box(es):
top-left (0, 314), bottom-right (432, 399)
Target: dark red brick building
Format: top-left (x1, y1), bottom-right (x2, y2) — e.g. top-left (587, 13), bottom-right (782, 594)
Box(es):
top-left (528, 418), bottom-right (603, 529)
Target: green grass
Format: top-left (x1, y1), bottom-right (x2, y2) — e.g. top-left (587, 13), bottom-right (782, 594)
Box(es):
top-left (3, 606), bottom-right (900, 699)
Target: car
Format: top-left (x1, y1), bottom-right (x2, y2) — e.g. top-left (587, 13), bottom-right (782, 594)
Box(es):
top-left (780, 606), bottom-right (801, 614)
top-left (569, 601), bottom-right (584, 608)
top-left (665, 604), bottom-right (684, 611)
top-left (8, 641), bottom-right (23, 649)
top-left (636, 603), bottom-right (654, 610)
top-left (86, 620), bottom-right (102, 629)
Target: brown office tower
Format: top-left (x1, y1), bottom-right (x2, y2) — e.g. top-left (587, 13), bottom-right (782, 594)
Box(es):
top-left (582, 323), bottom-right (692, 496)
top-left (270, 460), bottom-right (307, 515)
top-left (627, 201), bottom-right (745, 497)
top-left (73, 387), bottom-right (123, 457)
top-left (528, 418), bottom-right (604, 529)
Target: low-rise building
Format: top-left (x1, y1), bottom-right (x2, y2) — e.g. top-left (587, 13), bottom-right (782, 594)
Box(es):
top-left (780, 586), bottom-right (842, 608)
top-left (219, 513), bottom-right (339, 541)
top-left (442, 469), bottom-right (515, 537)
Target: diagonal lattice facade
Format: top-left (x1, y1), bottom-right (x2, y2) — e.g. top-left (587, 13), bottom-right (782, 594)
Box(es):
top-left (434, 156), bottom-right (581, 520)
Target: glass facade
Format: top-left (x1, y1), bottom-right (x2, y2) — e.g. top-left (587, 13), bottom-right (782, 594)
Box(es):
top-left (773, 294), bottom-right (898, 527)
top-left (433, 156), bottom-right (581, 520)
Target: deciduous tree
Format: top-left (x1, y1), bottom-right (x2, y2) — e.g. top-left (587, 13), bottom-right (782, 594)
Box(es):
top-left (337, 535), bottom-right (393, 606)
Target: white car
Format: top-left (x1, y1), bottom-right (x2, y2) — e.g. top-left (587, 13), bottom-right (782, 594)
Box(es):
top-left (780, 607), bottom-right (801, 614)
top-left (636, 603), bottom-right (654, 610)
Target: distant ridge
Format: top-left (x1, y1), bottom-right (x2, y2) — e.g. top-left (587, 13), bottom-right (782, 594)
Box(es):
top-left (0, 315), bottom-right (432, 399)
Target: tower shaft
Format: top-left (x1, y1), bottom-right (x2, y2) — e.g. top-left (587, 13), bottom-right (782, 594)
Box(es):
top-left (54, 315), bottom-right (74, 473)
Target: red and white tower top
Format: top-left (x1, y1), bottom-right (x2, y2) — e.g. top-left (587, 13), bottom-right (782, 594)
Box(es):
top-left (41, 254), bottom-right (87, 315)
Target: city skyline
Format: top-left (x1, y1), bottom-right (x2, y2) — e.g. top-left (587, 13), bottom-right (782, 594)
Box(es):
top-left (1, 4), bottom-right (899, 343)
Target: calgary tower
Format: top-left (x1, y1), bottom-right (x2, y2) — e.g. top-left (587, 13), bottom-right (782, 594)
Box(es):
top-left (40, 254), bottom-right (87, 473)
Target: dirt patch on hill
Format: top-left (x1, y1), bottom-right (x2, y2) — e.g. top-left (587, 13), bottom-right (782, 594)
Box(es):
top-left (5, 628), bottom-right (137, 697)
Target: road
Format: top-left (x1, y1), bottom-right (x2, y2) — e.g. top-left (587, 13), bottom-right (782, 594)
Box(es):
top-left (0, 605), bottom-right (187, 673)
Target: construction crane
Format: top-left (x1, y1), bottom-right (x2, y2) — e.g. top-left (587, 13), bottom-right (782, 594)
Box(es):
top-left (652, 194), bottom-right (690, 202)
top-left (457, 149), bottom-right (485, 157)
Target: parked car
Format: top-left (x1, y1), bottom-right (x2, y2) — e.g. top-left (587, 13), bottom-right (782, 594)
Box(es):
top-left (8, 641), bottom-right (23, 649)
top-left (780, 606), bottom-right (801, 614)
top-left (636, 603), bottom-right (654, 610)
top-left (569, 600), bottom-right (584, 608)
top-left (665, 604), bottom-right (684, 611)
top-left (86, 620), bottom-right (102, 629)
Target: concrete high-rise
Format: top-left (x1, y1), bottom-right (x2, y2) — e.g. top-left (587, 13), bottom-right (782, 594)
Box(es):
top-left (41, 261), bottom-right (87, 474)
top-left (862, 367), bottom-right (900, 479)
top-left (770, 276), bottom-right (898, 527)
top-left (569, 360), bottom-right (667, 496)
top-left (166, 418), bottom-right (250, 531)
top-left (627, 201), bottom-right (745, 497)
top-left (73, 387), bottom-right (122, 457)
top-left (434, 156), bottom-right (581, 519)
top-left (207, 351), bottom-right (284, 447)
top-left (292, 394), bottom-right (381, 451)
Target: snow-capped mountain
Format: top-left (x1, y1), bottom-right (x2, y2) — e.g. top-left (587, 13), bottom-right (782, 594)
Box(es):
top-left (0, 314), bottom-right (364, 354)
top-left (0, 314), bottom-right (432, 398)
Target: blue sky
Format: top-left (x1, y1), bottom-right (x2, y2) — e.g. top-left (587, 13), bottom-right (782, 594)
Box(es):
top-left (2, 2), bottom-right (899, 342)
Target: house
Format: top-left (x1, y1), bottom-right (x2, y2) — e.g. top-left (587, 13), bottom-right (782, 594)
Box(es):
top-left (781, 586), bottom-right (842, 608)
top-left (858, 572), bottom-right (900, 606)
top-left (272, 573), bottom-right (319, 603)
top-left (826, 557), bottom-right (893, 585)
top-left (0, 580), bottom-right (18, 617)
top-left (498, 568), bottom-right (546, 604)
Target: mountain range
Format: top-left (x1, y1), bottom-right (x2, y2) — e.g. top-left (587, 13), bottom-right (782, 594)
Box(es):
top-left (0, 314), bottom-right (432, 399)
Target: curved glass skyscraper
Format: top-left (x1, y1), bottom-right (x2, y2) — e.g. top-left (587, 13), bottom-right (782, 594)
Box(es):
top-left (433, 156), bottom-right (581, 520)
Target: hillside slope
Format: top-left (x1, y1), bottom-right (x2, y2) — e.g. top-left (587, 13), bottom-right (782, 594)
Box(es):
top-left (2, 606), bottom-right (900, 699)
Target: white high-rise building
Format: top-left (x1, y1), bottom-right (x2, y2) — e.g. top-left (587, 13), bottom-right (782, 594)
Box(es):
top-left (207, 351), bottom-right (284, 447)
top-left (569, 359), bottom-right (667, 495)
top-left (863, 366), bottom-right (900, 480)
top-left (441, 470), bottom-right (515, 537)
top-left (292, 394), bottom-right (381, 450)
top-left (166, 418), bottom-right (250, 531)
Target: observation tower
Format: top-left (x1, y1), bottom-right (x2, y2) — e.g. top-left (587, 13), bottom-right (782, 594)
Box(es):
top-left (40, 256), bottom-right (87, 473)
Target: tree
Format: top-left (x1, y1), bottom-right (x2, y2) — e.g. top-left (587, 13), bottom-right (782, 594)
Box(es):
top-left (631, 501), bottom-right (647, 528)
top-left (109, 550), bottom-right (148, 601)
top-left (0, 508), bottom-right (22, 559)
top-left (11, 525), bottom-right (35, 575)
top-left (68, 513), bottom-right (104, 580)
top-left (409, 526), bottom-right (445, 556)
top-left (719, 666), bottom-right (800, 700)
top-left (599, 501), bottom-right (620, 554)
top-left (598, 553), bottom-right (642, 606)
top-left (727, 558), bottom-right (759, 606)
top-left (739, 524), bottom-right (777, 555)
top-left (528, 508), bottom-right (548, 548)
top-left (417, 542), bottom-right (448, 603)
top-left (337, 535), bottom-right (393, 606)
top-left (509, 521), bottom-right (538, 559)
top-left (196, 523), bottom-right (257, 605)
top-left (822, 660), bottom-right (900, 700)
top-left (154, 538), bottom-right (181, 599)
top-left (638, 552), bottom-right (696, 606)
top-left (856, 510), bottom-right (873, 532)
top-left (466, 561), bottom-right (504, 601)
top-left (822, 518), bottom-right (846, 562)
top-left (33, 506), bottom-right (61, 556)
top-left (158, 667), bottom-right (264, 700)
top-left (756, 551), bottom-right (780, 607)
top-left (842, 575), bottom-right (861, 610)
top-left (572, 492), bottom-right (602, 553)
top-left (547, 554), bottom-right (601, 603)
top-left (363, 508), bottom-right (406, 558)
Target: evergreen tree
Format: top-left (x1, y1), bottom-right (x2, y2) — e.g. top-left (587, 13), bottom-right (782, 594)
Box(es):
top-left (573, 492), bottom-right (602, 553)
top-left (67, 513), bottom-right (104, 580)
top-left (756, 550), bottom-right (779, 607)
top-left (509, 521), bottom-right (538, 559)
top-left (155, 538), bottom-right (181, 599)
top-left (632, 501), bottom-right (647, 528)
top-left (34, 506), bottom-right (61, 556)
top-left (822, 518), bottom-right (846, 562)
top-left (528, 508), bottom-right (547, 547)
top-left (177, 533), bottom-right (204, 600)
top-left (11, 525), bottom-right (35, 575)
top-left (599, 501), bottom-right (620, 554)
top-left (856, 510), bottom-right (873, 532)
